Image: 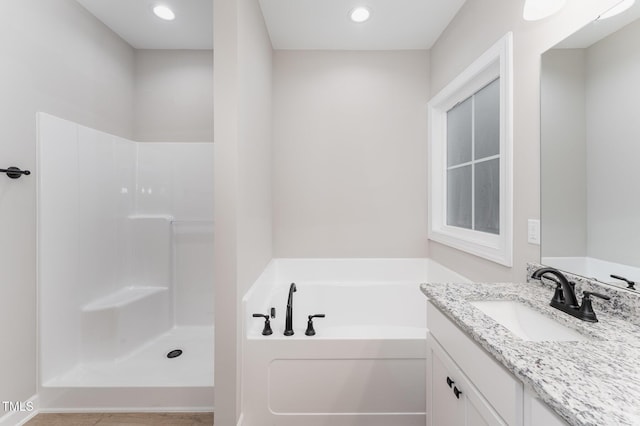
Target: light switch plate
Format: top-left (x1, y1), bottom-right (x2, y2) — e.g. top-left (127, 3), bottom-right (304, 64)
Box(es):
top-left (528, 219), bottom-right (540, 245)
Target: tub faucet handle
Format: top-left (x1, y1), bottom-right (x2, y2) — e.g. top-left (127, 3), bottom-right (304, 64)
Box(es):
top-left (305, 314), bottom-right (326, 336)
top-left (610, 274), bottom-right (636, 290)
top-left (252, 313), bottom-right (273, 336)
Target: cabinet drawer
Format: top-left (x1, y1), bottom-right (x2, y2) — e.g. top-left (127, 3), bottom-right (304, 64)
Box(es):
top-left (427, 301), bottom-right (523, 426)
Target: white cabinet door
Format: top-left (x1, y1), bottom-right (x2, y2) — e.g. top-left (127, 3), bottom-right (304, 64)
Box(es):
top-left (524, 387), bottom-right (568, 426)
top-left (427, 334), bottom-right (507, 426)
top-left (429, 341), bottom-right (464, 426)
top-left (465, 388), bottom-right (502, 426)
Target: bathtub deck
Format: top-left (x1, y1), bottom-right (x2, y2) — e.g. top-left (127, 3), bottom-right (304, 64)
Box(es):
top-left (44, 326), bottom-right (214, 387)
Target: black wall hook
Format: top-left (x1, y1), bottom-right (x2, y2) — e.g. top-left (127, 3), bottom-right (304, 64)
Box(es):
top-left (1, 167), bottom-right (31, 179)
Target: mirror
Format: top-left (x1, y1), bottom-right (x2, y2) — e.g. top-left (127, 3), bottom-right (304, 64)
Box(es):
top-left (541, 3), bottom-right (640, 291)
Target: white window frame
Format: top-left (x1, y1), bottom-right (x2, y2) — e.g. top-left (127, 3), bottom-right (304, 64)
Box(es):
top-left (428, 32), bottom-right (513, 267)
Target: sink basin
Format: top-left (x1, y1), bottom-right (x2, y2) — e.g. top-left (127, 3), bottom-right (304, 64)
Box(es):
top-left (470, 300), bottom-right (588, 342)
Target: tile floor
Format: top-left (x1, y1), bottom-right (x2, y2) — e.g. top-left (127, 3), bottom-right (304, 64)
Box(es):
top-left (24, 412), bottom-right (213, 425)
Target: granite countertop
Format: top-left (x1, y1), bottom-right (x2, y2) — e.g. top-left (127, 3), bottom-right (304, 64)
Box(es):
top-left (420, 281), bottom-right (640, 426)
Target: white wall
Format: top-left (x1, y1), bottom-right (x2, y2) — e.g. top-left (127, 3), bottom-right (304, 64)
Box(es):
top-left (0, 0), bottom-right (135, 412)
top-left (427, 0), bottom-right (620, 283)
top-left (134, 50), bottom-right (214, 142)
top-left (585, 19), bottom-right (640, 267)
top-left (272, 50), bottom-right (429, 258)
top-left (214, 0), bottom-right (273, 423)
top-left (136, 143), bottom-right (215, 220)
top-left (541, 49), bottom-right (587, 257)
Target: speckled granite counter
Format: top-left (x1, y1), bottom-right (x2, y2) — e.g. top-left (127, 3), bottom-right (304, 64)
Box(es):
top-left (420, 280), bottom-right (640, 426)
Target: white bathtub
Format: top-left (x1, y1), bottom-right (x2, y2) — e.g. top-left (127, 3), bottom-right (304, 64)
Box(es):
top-left (241, 258), bottom-right (469, 426)
top-left (542, 256), bottom-right (640, 287)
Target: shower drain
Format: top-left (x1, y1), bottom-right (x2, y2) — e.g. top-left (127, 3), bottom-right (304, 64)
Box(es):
top-left (167, 349), bottom-right (183, 359)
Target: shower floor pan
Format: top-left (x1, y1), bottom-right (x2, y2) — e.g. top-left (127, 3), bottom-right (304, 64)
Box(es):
top-left (44, 326), bottom-right (213, 388)
top-left (39, 326), bottom-right (214, 411)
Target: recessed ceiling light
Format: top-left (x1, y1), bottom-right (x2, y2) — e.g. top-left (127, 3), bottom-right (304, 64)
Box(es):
top-left (349, 6), bottom-right (371, 23)
top-left (153, 5), bottom-right (175, 21)
top-left (597, 0), bottom-right (635, 19)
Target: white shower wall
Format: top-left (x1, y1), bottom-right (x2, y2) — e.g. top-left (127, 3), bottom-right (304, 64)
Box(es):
top-left (173, 220), bottom-right (216, 325)
top-left (136, 142), bottom-right (215, 325)
top-left (37, 113), bottom-right (214, 385)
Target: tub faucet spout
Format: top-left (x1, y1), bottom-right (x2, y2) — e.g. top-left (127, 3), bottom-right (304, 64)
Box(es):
top-left (284, 283), bottom-right (297, 336)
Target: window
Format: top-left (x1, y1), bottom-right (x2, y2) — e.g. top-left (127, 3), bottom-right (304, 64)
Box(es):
top-left (428, 33), bottom-right (513, 266)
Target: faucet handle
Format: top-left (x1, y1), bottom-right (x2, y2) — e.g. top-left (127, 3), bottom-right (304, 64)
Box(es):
top-left (550, 280), bottom-right (565, 304)
top-left (252, 313), bottom-right (273, 335)
top-left (578, 291), bottom-right (611, 323)
top-left (583, 291), bottom-right (611, 301)
top-left (610, 274), bottom-right (636, 290)
top-left (305, 314), bottom-right (326, 336)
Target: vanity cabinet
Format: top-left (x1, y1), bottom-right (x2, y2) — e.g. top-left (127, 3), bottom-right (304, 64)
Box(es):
top-left (426, 300), bottom-right (567, 426)
top-left (427, 300), bottom-right (523, 426)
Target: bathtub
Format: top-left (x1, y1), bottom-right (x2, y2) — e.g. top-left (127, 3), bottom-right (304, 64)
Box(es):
top-left (542, 256), bottom-right (640, 287)
top-left (241, 258), bottom-right (469, 426)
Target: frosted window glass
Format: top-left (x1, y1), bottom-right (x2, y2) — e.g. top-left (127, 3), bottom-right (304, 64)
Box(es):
top-left (475, 159), bottom-right (500, 234)
top-left (447, 166), bottom-right (472, 229)
top-left (447, 98), bottom-right (472, 167)
top-left (474, 78), bottom-right (500, 159)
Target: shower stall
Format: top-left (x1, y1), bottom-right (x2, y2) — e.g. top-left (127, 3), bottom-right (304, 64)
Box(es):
top-left (36, 113), bottom-right (214, 410)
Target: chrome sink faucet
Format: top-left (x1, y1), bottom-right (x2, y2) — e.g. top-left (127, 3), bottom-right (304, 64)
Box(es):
top-left (284, 283), bottom-right (297, 336)
top-left (531, 267), bottom-right (610, 322)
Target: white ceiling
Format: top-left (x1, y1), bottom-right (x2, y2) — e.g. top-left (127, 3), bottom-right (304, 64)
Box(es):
top-left (554, 1), bottom-right (640, 48)
top-left (75, 0), bottom-right (213, 49)
top-left (76, 0), bottom-right (466, 51)
top-left (258, 0), bottom-right (467, 50)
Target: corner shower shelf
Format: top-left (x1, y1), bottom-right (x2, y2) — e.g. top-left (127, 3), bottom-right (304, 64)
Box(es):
top-left (81, 286), bottom-right (171, 363)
